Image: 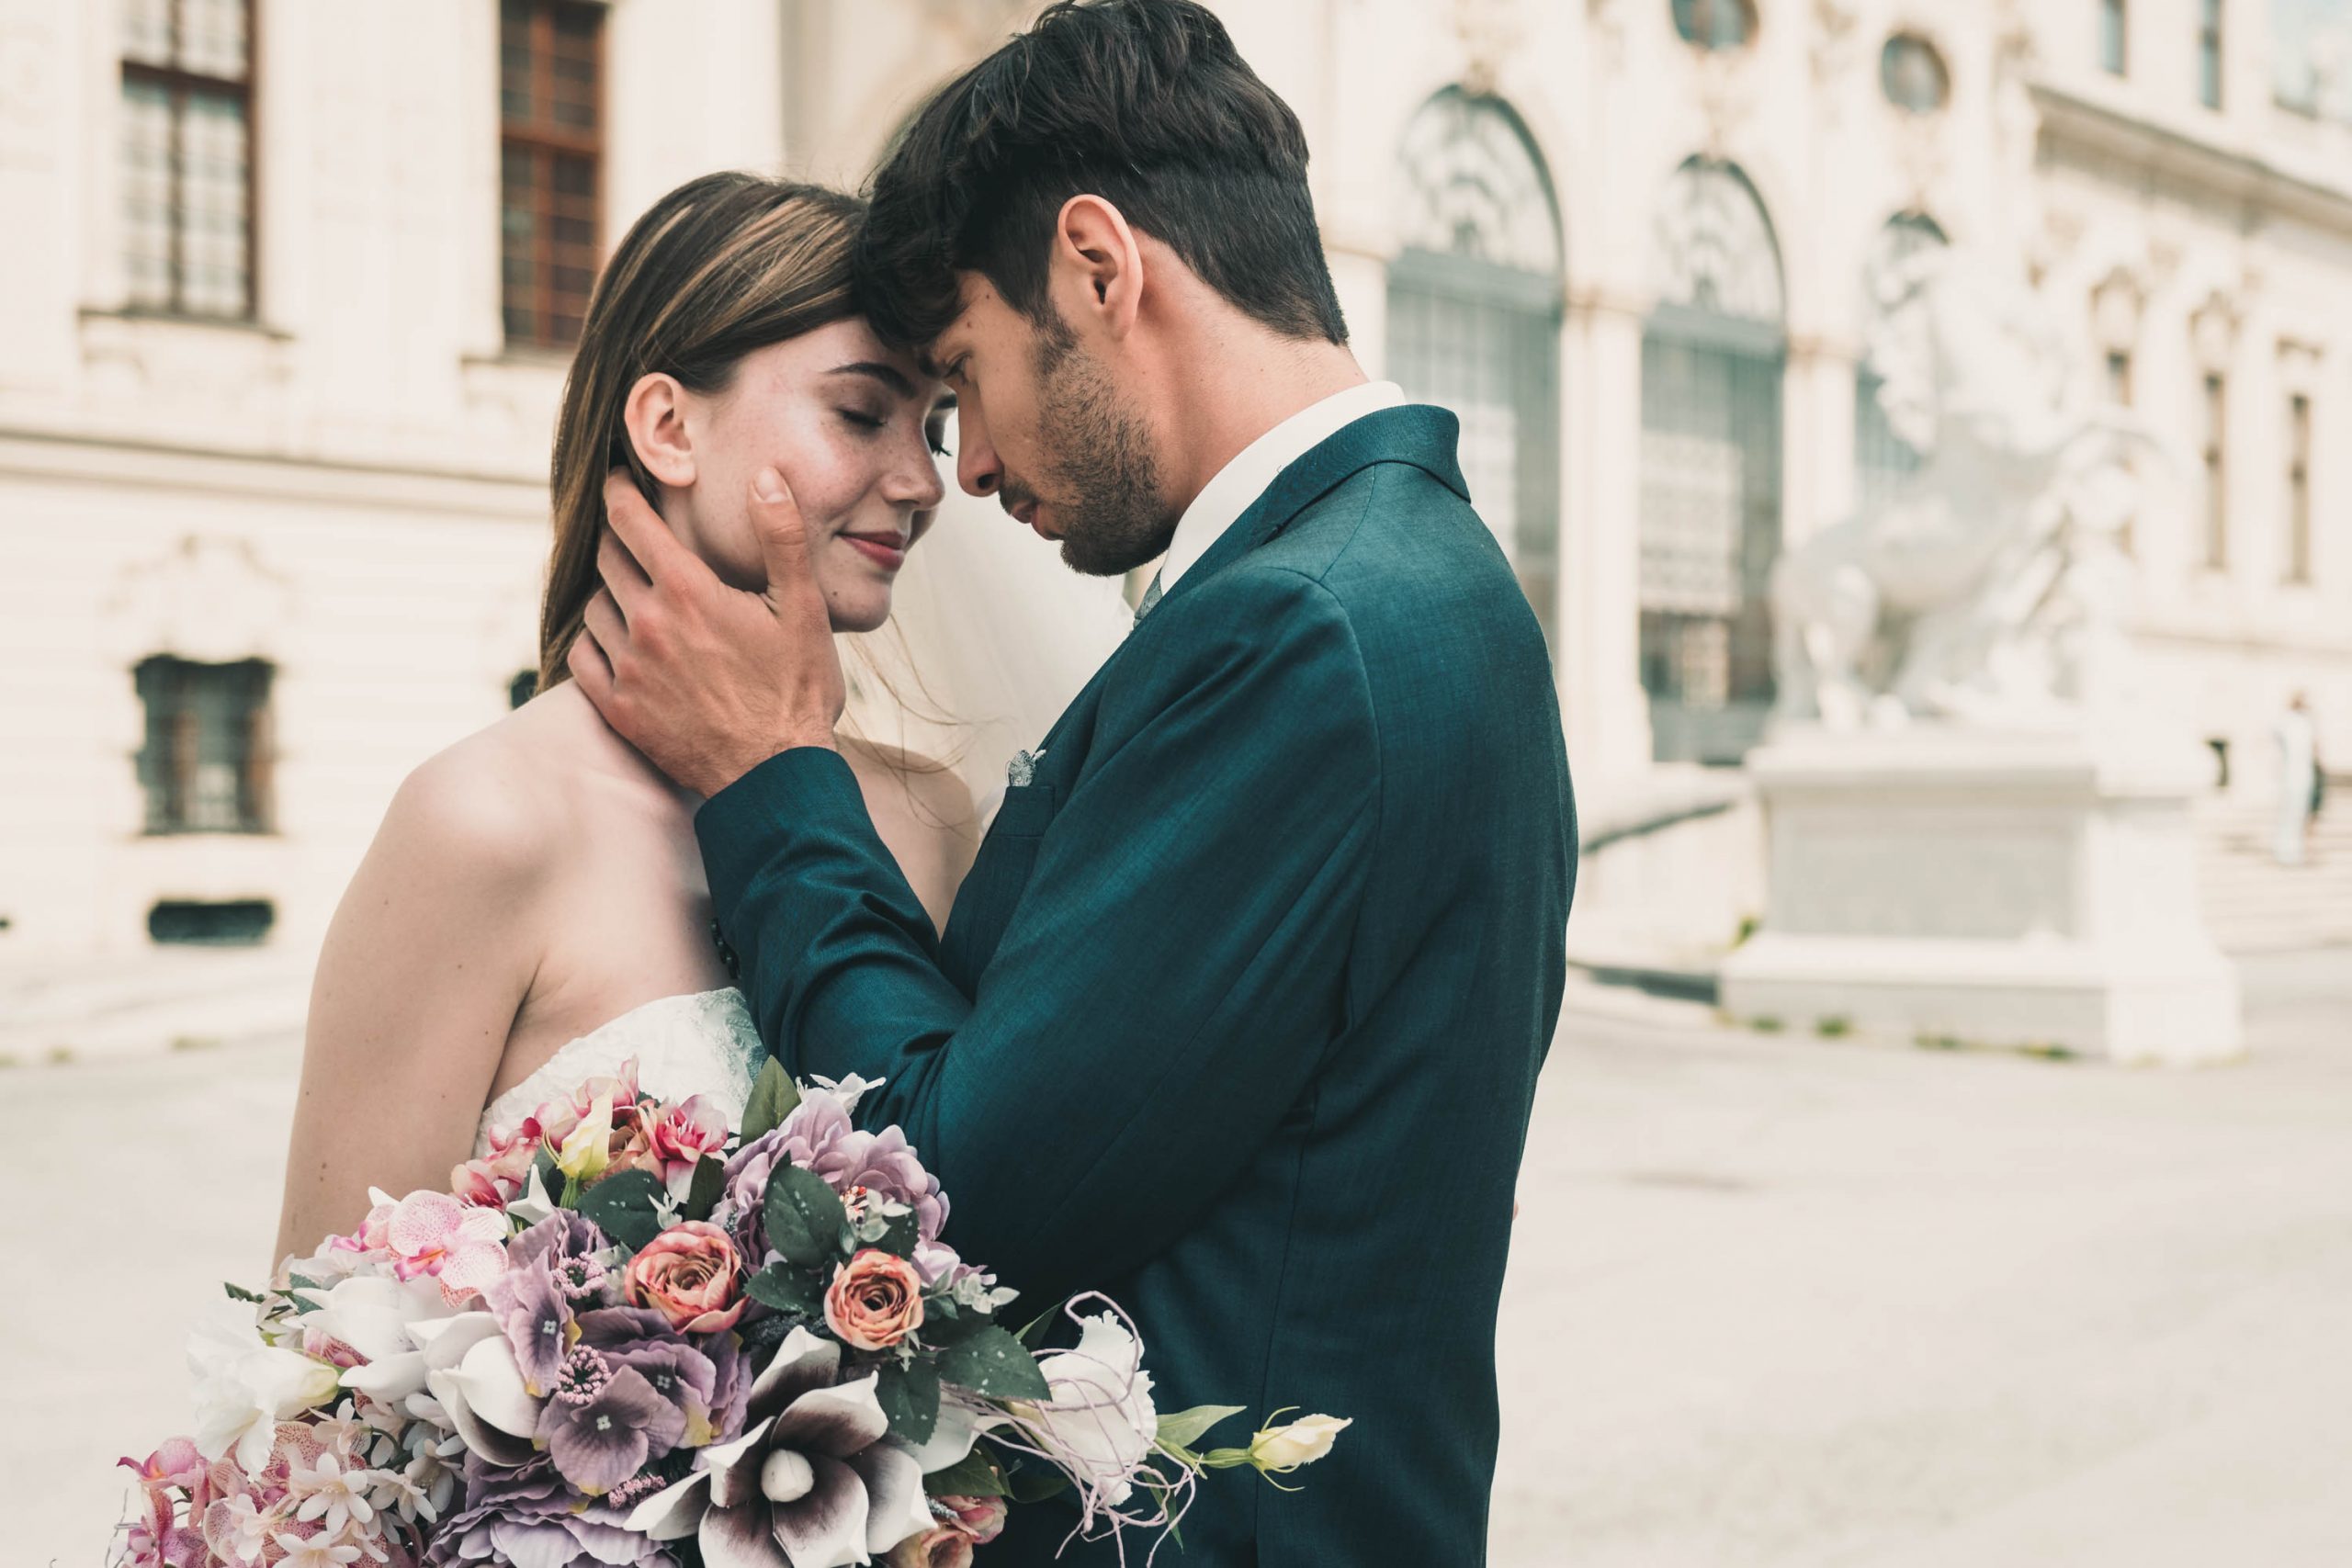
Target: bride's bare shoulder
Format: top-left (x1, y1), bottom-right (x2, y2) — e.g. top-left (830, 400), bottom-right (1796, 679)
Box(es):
top-left (368, 682), bottom-right (600, 883)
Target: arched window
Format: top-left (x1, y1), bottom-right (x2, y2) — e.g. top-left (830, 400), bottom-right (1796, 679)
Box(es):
top-left (1639, 158), bottom-right (1785, 764)
top-left (1855, 212), bottom-right (1948, 516)
top-left (1385, 89), bottom-right (1565, 649)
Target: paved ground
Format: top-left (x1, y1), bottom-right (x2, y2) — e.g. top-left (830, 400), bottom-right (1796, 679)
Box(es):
top-left (17, 951), bottom-right (2351, 1566)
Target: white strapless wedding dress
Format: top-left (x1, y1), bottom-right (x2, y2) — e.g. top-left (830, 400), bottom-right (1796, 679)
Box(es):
top-left (472, 987), bottom-right (767, 1156)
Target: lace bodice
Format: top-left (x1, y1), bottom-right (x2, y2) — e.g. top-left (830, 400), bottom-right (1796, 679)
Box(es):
top-left (474, 988), bottom-right (766, 1156)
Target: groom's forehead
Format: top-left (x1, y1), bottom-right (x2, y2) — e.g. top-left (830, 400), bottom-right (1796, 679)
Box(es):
top-left (916, 274), bottom-right (1014, 374)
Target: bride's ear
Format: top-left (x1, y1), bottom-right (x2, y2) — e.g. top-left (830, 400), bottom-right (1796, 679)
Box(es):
top-left (623, 372), bottom-right (697, 488)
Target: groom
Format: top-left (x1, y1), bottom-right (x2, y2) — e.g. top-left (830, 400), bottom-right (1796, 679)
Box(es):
top-left (573, 2), bottom-right (1573, 1561)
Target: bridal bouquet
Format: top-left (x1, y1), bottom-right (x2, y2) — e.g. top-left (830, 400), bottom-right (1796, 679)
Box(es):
top-left (115, 1061), bottom-right (1344, 1568)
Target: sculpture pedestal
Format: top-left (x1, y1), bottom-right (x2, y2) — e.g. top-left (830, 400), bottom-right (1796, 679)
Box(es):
top-left (1719, 729), bottom-right (2242, 1065)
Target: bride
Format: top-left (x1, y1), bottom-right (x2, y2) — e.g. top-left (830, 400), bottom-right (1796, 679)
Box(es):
top-left (274, 171), bottom-right (1124, 1263)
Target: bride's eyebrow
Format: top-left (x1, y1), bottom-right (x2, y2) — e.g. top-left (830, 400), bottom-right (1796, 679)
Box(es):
top-left (825, 362), bottom-right (917, 399)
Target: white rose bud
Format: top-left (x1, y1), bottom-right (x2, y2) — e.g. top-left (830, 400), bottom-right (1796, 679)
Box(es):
top-left (1249, 1414), bottom-right (1351, 1472)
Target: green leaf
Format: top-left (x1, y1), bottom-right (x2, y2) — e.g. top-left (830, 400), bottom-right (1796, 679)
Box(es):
top-left (869, 1205), bottom-right (920, 1260)
top-left (683, 1155), bottom-right (728, 1223)
top-left (921, 1444), bottom-right (1011, 1498)
top-left (876, 1358), bottom-right (941, 1446)
top-left (764, 1164), bottom-right (849, 1269)
top-left (1007, 1461), bottom-right (1070, 1505)
top-left (530, 1145), bottom-right (560, 1200)
top-left (575, 1168), bottom-right (669, 1254)
top-left (222, 1281), bottom-right (264, 1303)
top-left (936, 1326), bottom-right (1050, 1402)
top-left (745, 1265), bottom-right (824, 1317)
top-left (740, 1059), bottom-right (801, 1145)
top-left (918, 1301), bottom-right (991, 1349)
top-left (1155, 1404), bottom-right (1246, 1451)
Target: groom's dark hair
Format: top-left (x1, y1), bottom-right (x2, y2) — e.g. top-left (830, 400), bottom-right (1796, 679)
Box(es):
top-left (858, 0), bottom-right (1348, 351)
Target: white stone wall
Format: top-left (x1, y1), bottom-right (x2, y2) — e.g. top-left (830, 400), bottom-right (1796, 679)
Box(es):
top-left (4, 0), bottom-right (2347, 973)
top-left (0, 0), bottom-right (786, 970)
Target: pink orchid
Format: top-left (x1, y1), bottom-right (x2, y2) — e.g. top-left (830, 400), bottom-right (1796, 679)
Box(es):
top-left (119, 1438), bottom-right (207, 1491)
top-left (450, 1119), bottom-right (544, 1210)
top-left (383, 1191), bottom-right (509, 1306)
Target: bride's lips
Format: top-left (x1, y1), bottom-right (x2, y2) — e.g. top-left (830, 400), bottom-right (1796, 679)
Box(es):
top-left (841, 531), bottom-right (909, 570)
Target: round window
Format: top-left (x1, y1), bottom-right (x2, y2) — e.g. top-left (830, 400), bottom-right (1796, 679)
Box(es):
top-left (1881, 33), bottom-right (1951, 114)
top-left (1671, 0), bottom-right (1757, 51)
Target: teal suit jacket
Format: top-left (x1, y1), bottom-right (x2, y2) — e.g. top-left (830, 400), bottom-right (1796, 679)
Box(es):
top-left (697, 405), bottom-right (1575, 1565)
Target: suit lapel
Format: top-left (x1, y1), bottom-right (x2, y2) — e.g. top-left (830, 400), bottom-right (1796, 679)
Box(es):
top-left (939, 403), bottom-right (1467, 993)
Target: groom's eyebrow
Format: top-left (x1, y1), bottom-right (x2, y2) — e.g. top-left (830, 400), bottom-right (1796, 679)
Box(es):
top-left (826, 362), bottom-right (917, 399)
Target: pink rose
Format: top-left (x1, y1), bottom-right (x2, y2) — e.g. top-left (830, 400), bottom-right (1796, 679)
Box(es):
top-left (884, 1525), bottom-right (975, 1568)
top-left (936, 1495), bottom-right (1007, 1545)
top-left (824, 1249), bottom-right (925, 1352)
top-left (623, 1221), bottom-right (746, 1334)
top-left (643, 1095), bottom-right (730, 1197)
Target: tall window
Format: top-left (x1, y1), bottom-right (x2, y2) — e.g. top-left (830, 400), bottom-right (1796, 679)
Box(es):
top-left (2198, 0), bottom-right (2223, 108)
top-left (2200, 373), bottom-right (2229, 570)
top-left (2100, 0), bottom-right (2128, 75)
top-left (134, 656), bottom-right (274, 834)
top-left (1641, 158), bottom-right (1787, 764)
top-left (1387, 89), bottom-right (1565, 653)
top-left (2287, 392), bottom-right (2312, 584)
top-left (501, 0), bottom-right (603, 348)
top-left (120, 0), bottom-right (255, 318)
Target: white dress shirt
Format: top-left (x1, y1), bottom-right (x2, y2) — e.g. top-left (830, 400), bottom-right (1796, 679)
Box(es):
top-left (1155, 379), bottom-right (1406, 592)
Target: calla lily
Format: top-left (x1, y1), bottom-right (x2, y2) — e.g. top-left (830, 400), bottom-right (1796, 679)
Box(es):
top-left (626, 1327), bottom-right (931, 1568)
top-left (557, 1092), bottom-right (616, 1186)
top-left (420, 1314), bottom-right (541, 1468)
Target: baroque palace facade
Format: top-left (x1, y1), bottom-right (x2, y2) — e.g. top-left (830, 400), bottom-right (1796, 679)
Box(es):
top-left (1, 0), bottom-right (2346, 970)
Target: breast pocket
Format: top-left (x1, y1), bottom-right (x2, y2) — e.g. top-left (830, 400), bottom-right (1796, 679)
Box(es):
top-left (941, 783), bottom-right (1058, 986)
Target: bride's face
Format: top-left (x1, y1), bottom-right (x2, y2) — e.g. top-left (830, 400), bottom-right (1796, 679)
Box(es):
top-left (629, 319), bottom-right (952, 634)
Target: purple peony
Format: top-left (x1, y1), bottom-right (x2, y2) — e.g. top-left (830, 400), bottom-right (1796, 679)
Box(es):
top-left (721, 1092), bottom-right (947, 1265)
top-left (424, 1454), bottom-right (679, 1568)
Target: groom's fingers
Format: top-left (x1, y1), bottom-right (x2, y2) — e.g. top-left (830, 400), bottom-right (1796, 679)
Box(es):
top-left (748, 467), bottom-right (822, 615)
top-left (582, 590), bottom-right (628, 666)
top-left (602, 469), bottom-right (703, 592)
top-left (596, 528), bottom-right (652, 616)
top-left (565, 622), bottom-right (615, 706)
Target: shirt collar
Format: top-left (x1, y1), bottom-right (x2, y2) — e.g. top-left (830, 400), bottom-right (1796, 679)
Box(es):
top-left (1156, 380), bottom-right (1406, 592)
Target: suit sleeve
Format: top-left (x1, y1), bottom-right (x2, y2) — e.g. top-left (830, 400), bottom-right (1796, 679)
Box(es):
top-left (695, 567), bottom-right (1381, 1305)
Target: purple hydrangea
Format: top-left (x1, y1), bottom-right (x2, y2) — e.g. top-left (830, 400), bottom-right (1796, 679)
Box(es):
top-left (424, 1455), bottom-right (679, 1568)
top-left (481, 1210), bottom-right (611, 1395)
top-left (720, 1092), bottom-right (947, 1264)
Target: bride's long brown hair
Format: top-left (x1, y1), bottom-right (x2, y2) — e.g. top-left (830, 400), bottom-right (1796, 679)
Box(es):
top-left (537, 173), bottom-right (865, 692)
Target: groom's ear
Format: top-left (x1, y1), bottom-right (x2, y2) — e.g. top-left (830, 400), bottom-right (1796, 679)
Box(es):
top-left (623, 372), bottom-right (697, 488)
top-left (1052, 195), bottom-right (1144, 342)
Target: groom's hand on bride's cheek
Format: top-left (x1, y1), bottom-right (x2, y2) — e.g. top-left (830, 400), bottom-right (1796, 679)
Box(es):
top-left (569, 466), bottom-right (846, 796)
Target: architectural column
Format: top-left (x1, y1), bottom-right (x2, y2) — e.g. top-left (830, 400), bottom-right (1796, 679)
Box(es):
top-left (1560, 290), bottom-right (1650, 787)
top-left (1781, 337), bottom-right (1859, 549)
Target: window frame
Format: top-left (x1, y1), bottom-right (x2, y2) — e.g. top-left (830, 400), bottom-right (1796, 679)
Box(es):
top-left (2197, 0), bottom-right (2223, 109)
top-left (2286, 391), bottom-right (2312, 585)
top-left (2099, 0), bottom-right (2128, 77)
top-left (499, 0), bottom-right (606, 351)
top-left (119, 0), bottom-right (261, 321)
top-left (2200, 371), bottom-right (2229, 571)
top-left (134, 654), bottom-right (276, 836)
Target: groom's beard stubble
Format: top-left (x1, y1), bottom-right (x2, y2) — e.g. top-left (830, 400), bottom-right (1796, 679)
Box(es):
top-left (1026, 314), bottom-right (1175, 578)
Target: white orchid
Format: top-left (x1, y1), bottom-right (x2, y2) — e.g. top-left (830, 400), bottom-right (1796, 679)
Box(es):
top-left (187, 1307), bottom-right (345, 1472)
top-left (1008, 1314), bottom-right (1159, 1506)
top-left (299, 1273), bottom-right (459, 1407)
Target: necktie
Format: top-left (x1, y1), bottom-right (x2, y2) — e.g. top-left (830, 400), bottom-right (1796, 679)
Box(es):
top-left (1134, 572), bottom-right (1164, 626)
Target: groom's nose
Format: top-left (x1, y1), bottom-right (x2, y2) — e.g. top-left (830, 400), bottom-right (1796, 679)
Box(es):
top-left (955, 408), bottom-right (1002, 499)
